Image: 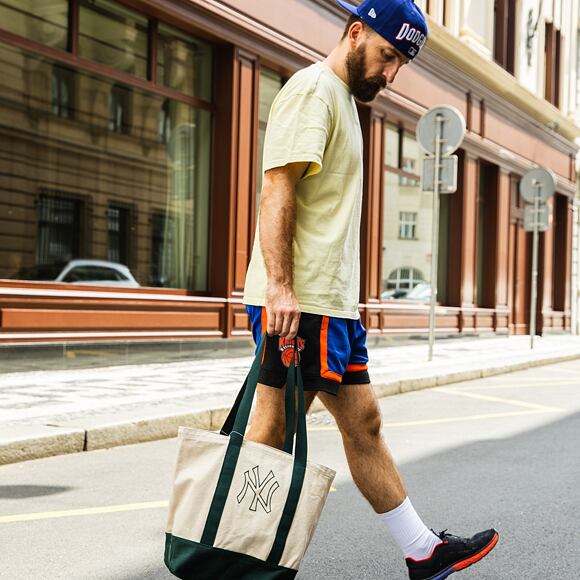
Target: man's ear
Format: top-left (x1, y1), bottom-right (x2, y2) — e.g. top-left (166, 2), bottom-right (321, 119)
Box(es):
top-left (347, 21), bottom-right (365, 48)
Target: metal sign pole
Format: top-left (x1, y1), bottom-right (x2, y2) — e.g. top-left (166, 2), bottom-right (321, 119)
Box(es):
top-left (428, 114), bottom-right (444, 362)
top-left (529, 181), bottom-right (541, 349)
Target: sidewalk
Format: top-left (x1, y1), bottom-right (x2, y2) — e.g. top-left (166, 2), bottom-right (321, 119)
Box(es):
top-left (1, 334), bottom-right (580, 465)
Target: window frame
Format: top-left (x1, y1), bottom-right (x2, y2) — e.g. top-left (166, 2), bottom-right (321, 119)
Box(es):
top-left (0, 0), bottom-right (215, 113)
top-left (0, 0), bottom-right (217, 295)
top-left (398, 211), bottom-right (418, 240)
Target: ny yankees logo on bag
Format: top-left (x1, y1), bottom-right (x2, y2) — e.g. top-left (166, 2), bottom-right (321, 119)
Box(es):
top-left (237, 465), bottom-right (280, 513)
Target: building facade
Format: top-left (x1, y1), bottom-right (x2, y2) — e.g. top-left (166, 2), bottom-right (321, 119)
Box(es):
top-left (0, 0), bottom-right (578, 346)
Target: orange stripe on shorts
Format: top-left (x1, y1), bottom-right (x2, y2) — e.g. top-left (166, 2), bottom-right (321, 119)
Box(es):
top-left (261, 307), bottom-right (267, 364)
top-left (320, 316), bottom-right (342, 383)
top-left (345, 363), bottom-right (368, 373)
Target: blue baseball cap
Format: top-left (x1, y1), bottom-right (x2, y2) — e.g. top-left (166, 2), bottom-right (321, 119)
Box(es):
top-left (336, 0), bottom-right (428, 60)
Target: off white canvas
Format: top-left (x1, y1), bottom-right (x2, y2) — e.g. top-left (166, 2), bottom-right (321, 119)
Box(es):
top-left (166, 426), bottom-right (336, 571)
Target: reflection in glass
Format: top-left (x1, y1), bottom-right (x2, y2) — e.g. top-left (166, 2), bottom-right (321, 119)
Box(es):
top-left (0, 0), bottom-right (69, 50)
top-left (385, 124), bottom-right (399, 168)
top-left (256, 68), bottom-right (283, 216)
top-left (79, 0), bottom-right (148, 79)
top-left (0, 43), bottom-right (212, 291)
top-left (51, 65), bottom-right (75, 118)
top-left (382, 126), bottom-right (450, 303)
top-left (383, 130), bottom-right (430, 300)
top-left (157, 24), bottom-right (213, 102)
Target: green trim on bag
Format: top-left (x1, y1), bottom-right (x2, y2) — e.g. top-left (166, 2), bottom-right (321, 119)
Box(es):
top-left (267, 359), bottom-right (307, 564)
top-left (200, 335), bottom-right (310, 566)
top-left (282, 359), bottom-right (295, 453)
top-left (165, 533), bottom-right (297, 580)
top-left (201, 335), bottom-right (266, 546)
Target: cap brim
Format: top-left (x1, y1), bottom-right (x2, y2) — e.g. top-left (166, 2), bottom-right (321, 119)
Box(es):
top-left (335, 0), bottom-right (359, 16)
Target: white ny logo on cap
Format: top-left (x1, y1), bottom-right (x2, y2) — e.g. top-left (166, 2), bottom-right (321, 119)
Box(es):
top-left (368, 8), bottom-right (377, 18)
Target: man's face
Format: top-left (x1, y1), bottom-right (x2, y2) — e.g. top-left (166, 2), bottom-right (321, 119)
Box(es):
top-left (345, 26), bottom-right (409, 102)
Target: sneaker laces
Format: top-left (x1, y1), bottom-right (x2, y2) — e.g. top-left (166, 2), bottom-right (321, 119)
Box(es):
top-left (431, 529), bottom-right (460, 541)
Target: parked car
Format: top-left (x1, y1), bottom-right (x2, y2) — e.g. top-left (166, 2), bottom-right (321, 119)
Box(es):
top-left (9, 260), bottom-right (141, 288)
top-left (381, 288), bottom-right (410, 300)
top-left (403, 282), bottom-right (432, 302)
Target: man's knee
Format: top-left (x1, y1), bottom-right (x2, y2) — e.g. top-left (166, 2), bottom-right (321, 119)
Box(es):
top-left (246, 420), bottom-right (286, 449)
top-left (339, 402), bottom-right (383, 446)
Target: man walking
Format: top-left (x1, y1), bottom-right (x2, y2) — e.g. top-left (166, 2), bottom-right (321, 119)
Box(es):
top-left (243, 1), bottom-right (499, 578)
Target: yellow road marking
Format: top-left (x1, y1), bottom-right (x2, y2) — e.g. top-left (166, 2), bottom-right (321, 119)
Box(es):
top-left (2, 490), bottom-right (340, 524)
top-left (309, 409), bottom-right (547, 431)
top-left (449, 380), bottom-right (580, 391)
top-left (434, 387), bottom-right (562, 412)
top-left (0, 501), bottom-right (169, 524)
top-left (539, 367), bottom-right (580, 377)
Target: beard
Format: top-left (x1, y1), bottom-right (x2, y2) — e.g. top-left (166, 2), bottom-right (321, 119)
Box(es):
top-left (345, 43), bottom-right (387, 102)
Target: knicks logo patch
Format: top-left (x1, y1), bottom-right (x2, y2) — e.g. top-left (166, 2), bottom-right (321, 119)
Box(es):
top-left (279, 337), bottom-right (305, 367)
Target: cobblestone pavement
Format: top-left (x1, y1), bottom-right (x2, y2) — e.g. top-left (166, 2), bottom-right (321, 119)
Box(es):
top-left (1, 335), bottom-right (580, 430)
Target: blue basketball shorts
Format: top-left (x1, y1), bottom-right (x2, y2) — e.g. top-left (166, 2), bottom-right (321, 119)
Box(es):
top-left (245, 305), bottom-right (371, 395)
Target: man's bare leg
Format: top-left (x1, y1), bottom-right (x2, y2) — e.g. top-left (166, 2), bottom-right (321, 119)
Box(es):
top-left (317, 384), bottom-right (407, 513)
top-left (245, 383), bottom-right (318, 449)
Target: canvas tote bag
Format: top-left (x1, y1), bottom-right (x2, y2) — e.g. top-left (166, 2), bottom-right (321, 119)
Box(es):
top-left (164, 335), bottom-right (336, 579)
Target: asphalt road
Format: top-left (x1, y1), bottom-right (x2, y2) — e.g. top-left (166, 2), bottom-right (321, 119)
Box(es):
top-left (1, 360), bottom-right (580, 579)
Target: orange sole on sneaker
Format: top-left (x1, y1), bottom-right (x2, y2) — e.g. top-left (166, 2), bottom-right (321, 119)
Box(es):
top-left (428, 532), bottom-right (500, 580)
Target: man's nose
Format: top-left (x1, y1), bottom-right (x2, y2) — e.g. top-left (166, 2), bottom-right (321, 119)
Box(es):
top-left (384, 63), bottom-right (401, 84)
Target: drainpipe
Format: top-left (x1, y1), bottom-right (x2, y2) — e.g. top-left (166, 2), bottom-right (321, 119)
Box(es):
top-left (572, 144), bottom-right (580, 335)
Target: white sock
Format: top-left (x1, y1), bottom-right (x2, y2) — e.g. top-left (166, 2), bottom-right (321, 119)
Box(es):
top-left (378, 497), bottom-right (442, 561)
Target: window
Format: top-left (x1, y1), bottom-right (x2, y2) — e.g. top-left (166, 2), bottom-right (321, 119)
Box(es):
top-left (109, 84), bottom-right (131, 134)
top-left (36, 195), bottom-right (83, 265)
top-left (475, 162), bottom-right (499, 308)
top-left (159, 100), bottom-right (172, 144)
top-left (0, 0), bottom-right (69, 50)
top-left (79, 0), bottom-right (148, 79)
top-left (256, 68), bottom-right (283, 216)
top-left (494, 0), bottom-right (516, 74)
top-left (157, 24), bottom-right (213, 101)
top-left (383, 124), bottom-right (449, 303)
top-left (387, 267), bottom-right (424, 291)
top-left (545, 22), bottom-right (562, 107)
top-left (553, 194), bottom-right (569, 311)
top-left (51, 65), bottom-right (75, 119)
top-left (399, 212), bottom-right (417, 239)
top-left (107, 206), bottom-right (131, 265)
top-left (150, 212), bottom-right (166, 287)
top-left (0, 39), bottom-right (213, 291)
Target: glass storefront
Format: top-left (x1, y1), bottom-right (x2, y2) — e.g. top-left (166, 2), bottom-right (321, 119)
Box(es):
top-left (255, 68), bottom-right (283, 216)
top-left (383, 125), bottom-right (429, 301)
top-left (0, 1), bottom-right (69, 50)
top-left (157, 24), bottom-right (213, 101)
top-left (79, 0), bottom-right (148, 79)
top-left (0, 3), bottom-right (214, 291)
top-left (382, 123), bottom-right (448, 303)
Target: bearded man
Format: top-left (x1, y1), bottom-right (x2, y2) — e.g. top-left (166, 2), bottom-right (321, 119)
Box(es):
top-left (243, 1), bottom-right (499, 578)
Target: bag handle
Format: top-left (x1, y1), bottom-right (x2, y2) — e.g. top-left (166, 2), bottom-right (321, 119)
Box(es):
top-left (202, 333), bottom-right (309, 563)
top-left (220, 335), bottom-right (297, 454)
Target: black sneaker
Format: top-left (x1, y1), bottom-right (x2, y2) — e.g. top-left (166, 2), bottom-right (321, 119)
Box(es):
top-left (405, 529), bottom-right (499, 580)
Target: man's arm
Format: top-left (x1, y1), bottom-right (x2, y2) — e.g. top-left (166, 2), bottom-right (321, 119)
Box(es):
top-left (259, 162), bottom-right (308, 341)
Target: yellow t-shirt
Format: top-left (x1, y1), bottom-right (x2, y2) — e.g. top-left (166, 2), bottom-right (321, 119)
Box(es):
top-left (243, 61), bottom-right (364, 320)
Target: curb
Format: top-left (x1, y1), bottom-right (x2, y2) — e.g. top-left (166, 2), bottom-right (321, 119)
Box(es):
top-left (1, 351), bottom-right (579, 466)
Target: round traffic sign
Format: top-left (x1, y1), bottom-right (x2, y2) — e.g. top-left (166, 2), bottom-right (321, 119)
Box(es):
top-left (520, 167), bottom-right (556, 204)
top-left (416, 106), bottom-right (466, 156)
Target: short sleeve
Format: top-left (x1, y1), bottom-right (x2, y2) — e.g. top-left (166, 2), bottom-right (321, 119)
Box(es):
top-left (262, 92), bottom-right (332, 179)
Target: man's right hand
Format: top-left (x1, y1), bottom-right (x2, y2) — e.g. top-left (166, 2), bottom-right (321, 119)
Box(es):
top-left (265, 282), bottom-right (301, 340)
